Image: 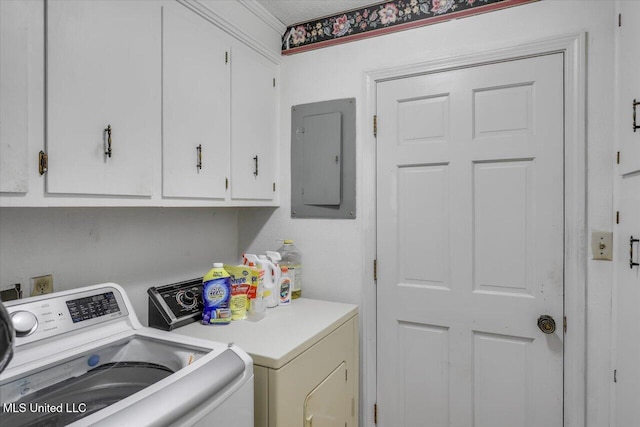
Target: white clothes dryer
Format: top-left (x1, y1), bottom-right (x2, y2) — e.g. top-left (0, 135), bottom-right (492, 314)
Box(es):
top-left (0, 283), bottom-right (253, 427)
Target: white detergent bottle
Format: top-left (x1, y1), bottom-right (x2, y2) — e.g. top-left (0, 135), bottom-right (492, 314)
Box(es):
top-left (258, 255), bottom-right (280, 308)
top-left (277, 240), bottom-right (302, 299)
top-left (278, 266), bottom-right (292, 305)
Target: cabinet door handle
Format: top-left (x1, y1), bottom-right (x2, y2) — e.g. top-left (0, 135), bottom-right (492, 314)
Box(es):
top-left (196, 144), bottom-right (202, 170)
top-left (631, 236), bottom-right (639, 269)
top-left (104, 124), bottom-right (112, 158)
top-left (253, 155), bottom-right (259, 177)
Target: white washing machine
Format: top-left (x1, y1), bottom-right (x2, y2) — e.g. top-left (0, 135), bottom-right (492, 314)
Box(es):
top-left (0, 283), bottom-right (253, 427)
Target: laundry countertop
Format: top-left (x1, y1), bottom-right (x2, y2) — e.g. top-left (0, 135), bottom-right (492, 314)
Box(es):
top-left (173, 298), bottom-right (358, 369)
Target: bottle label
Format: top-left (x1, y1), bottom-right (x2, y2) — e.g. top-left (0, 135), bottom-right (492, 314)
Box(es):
top-left (279, 278), bottom-right (291, 304)
top-left (288, 265), bottom-right (302, 292)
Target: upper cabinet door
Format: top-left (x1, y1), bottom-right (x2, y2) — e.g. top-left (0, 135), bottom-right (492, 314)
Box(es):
top-left (0, 0), bottom-right (29, 193)
top-left (46, 0), bottom-right (161, 196)
top-left (230, 42), bottom-right (278, 201)
top-left (162, 2), bottom-right (230, 199)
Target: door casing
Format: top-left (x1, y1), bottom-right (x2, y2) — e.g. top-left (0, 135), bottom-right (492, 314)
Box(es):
top-left (360, 33), bottom-right (587, 427)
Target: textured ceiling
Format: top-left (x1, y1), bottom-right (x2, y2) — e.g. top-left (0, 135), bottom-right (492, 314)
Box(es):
top-left (255, 0), bottom-right (382, 26)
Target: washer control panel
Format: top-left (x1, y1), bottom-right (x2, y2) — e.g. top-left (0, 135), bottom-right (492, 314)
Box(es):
top-left (147, 278), bottom-right (203, 331)
top-left (5, 286), bottom-right (128, 345)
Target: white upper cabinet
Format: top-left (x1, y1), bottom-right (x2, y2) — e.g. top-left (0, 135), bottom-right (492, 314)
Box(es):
top-left (0, 0), bottom-right (29, 193)
top-left (162, 2), bottom-right (230, 200)
top-left (230, 41), bottom-right (278, 201)
top-left (46, 0), bottom-right (161, 197)
top-left (0, 0), bottom-right (280, 206)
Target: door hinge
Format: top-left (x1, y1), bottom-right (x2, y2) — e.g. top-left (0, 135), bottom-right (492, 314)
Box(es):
top-left (373, 259), bottom-right (377, 282)
top-left (616, 211), bottom-right (620, 224)
top-left (563, 316), bottom-right (567, 334)
top-left (374, 403), bottom-right (378, 424)
top-left (617, 151), bottom-right (620, 164)
top-left (38, 151), bottom-right (48, 175)
top-left (373, 115), bottom-right (378, 137)
top-left (225, 177), bottom-right (229, 190)
top-left (614, 369), bottom-right (618, 383)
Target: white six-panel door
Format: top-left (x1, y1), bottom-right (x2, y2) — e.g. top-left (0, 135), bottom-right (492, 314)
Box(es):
top-left (376, 53), bottom-right (564, 427)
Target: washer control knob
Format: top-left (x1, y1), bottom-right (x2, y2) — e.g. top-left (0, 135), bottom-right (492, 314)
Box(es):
top-left (183, 290), bottom-right (195, 303)
top-left (11, 311), bottom-right (38, 337)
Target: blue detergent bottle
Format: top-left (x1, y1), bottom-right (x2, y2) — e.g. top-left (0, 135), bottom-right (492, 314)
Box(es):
top-left (202, 263), bottom-right (232, 325)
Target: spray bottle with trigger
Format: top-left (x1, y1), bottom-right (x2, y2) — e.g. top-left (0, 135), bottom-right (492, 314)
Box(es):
top-left (267, 251), bottom-right (291, 305)
top-left (258, 255), bottom-right (280, 308)
top-left (243, 254), bottom-right (266, 320)
top-left (244, 254), bottom-right (279, 309)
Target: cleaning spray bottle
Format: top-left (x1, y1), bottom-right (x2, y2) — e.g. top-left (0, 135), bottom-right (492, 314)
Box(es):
top-left (244, 255), bottom-right (266, 321)
top-left (266, 251), bottom-right (288, 306)
top-left (258, 255), bottom-right (281, 308)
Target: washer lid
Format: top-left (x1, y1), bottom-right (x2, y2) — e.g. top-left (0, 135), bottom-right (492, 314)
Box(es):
top-left (84, 348), bottom-right (247, 427)
top-left (0, 343), bottom-right (247, 427)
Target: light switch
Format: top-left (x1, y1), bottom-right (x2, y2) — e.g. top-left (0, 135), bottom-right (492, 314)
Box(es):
top-left (591, 231), bottom-right (613, 261)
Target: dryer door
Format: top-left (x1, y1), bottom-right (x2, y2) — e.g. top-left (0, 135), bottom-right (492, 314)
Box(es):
top-left (303, 362), bottom-right (348, 427)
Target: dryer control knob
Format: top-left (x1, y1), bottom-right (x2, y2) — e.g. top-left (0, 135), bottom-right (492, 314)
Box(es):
top-left (11, 311), bottom-right (38, 337)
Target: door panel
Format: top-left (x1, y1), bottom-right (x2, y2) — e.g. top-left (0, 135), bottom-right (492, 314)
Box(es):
top-left (474, 161), bottom-right (532, 293)
top-left (614, 173), bottom-right (640, 426)
top-left (613, 2), bottom-right (640, 424)
top-left (398, 165), bottom-right (450, 287)
top-left (376, 53), bottom-right (564, 426)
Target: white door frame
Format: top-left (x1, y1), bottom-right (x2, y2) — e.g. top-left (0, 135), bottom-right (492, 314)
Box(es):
top-left (361, 33), bottom-right (586, 427)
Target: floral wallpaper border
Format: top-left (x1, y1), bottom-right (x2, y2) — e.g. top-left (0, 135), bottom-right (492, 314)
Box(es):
top-left (282, 0), bottom-right (538, 55)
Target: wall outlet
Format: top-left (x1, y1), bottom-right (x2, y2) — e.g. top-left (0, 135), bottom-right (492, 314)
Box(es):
top-left (31, 274), bottom-right (54, 296)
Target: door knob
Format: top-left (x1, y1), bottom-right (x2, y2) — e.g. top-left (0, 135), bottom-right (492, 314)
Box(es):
top-left (537, 315), bottom-right (556, 334)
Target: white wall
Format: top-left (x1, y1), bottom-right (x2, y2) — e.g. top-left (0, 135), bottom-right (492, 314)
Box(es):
top-left (239, 1), bottom-right (615, 425)
top-left (0, 207), bottom-right (239, 323)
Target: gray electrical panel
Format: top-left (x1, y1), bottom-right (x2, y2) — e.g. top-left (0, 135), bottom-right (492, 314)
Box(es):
top-left (291, 98), bottom-right (355, 219)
